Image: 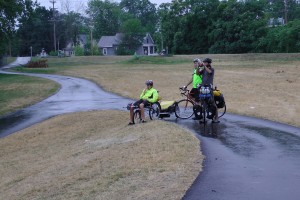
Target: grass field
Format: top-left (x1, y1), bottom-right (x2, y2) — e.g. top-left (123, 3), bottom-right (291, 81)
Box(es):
top-left (0, 111), bottom-right (202, 200)
top-left (1, 54), bottom-right (299, 199)
top-left (0, 74), bottom-right (60, 116)
top-left (13, 53), bottom-right (300, 127)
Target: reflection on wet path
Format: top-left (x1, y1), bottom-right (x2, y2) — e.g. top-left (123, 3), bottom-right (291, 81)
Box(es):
top-left (0, 70), bottom-right (131, 138)
top-left (177, 114), bottom-right (300, 200)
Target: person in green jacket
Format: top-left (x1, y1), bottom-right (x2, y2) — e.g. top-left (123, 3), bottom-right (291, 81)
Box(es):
top-left (183, 58), bottom-right (204, 120)
top-left (184, 58), bottom-right (203, 102)
top-left (128, 80), bottom-right (159, 125)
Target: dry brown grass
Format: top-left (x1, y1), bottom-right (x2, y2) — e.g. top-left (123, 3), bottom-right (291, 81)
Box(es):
top-left (0, 111), bottom-right (202, 200)
top-left (54, 54), bottom-right (300, 127)
top-left (0, 74), bottom-right (60, 116)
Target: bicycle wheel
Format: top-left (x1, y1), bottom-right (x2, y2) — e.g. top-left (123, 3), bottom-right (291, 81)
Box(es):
top-left (175, 99), bottom-right (195, 119)
top-left (149, 102), bottom-right (161, 120)
top-left (133, 109), bottom-right (141, 124)
top-left (218, 103), bottom-right (226, 118)
top-left (202, 105), bottom-right (207, 124)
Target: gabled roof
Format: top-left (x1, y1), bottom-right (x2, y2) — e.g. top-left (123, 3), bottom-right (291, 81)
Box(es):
top-left (98, 33), bottom-right (124, 48)
top-left (98, 33), bottom-right (156, 48)
top-left (78, 34), bottom-right (88, 45)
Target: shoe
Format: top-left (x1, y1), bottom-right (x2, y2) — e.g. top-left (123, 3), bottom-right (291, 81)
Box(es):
top-left (128, 122), bottom-right (135, 125)
top-left (141, 120), bottom-right (146, 123)
top-left (212, 120), bottom-right (220, 123)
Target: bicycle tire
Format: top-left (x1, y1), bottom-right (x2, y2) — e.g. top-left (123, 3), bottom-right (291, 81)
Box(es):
top-left (218, 103), bottom-right (226, 118)
top-left (175, 99), bottom-right (195, 119)
top-left (149, 102), bottom-right (161, 120)
top-left (133, 110), bottom-right (141, 124)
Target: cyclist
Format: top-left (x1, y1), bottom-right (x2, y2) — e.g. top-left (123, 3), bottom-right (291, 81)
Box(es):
top-left (201, 58), bottom-right (219, 123)
top-left (128, 80), bottom-right (159, 125)
top-left (184, 58), bottom-right (204, 120)
top-left (184, 58), bottom-right (203, 101)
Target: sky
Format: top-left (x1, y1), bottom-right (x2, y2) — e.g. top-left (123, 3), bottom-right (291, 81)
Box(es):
top-left (36, 0), bottom-right (171, 13)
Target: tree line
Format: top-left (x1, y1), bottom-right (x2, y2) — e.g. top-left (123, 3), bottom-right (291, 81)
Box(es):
top-left (1, 0), bottom-right (300, 57)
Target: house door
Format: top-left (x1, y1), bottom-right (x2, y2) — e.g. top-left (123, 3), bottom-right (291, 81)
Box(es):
top-left (103, 48), bottom-right (107, 55)
top-left (143, 47), bottom-right (148, 55)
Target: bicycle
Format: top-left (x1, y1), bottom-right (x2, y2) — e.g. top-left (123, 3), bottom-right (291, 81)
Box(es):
top-left (198, 85), bottom-right (227, 124)
top-left (174, 87), bottom-right (198, 119)
top-left (126, 102), bottom-right (161, 124)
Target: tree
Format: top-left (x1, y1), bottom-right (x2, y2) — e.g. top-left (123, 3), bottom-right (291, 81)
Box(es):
top-left (118, 18), bottom-right (145, 55)
top-left (119, 0), bottom-right (158, 33)
top-left (0, 0), bottom-right (24, 55)
top-left (17, 3), bottom-right (53, 56)
top-left (208, 0), bottom-right (267, 53)
top-left (158, 0), bottom-right (219, 54)
top-left (61, 11), bottom-right (86, 48)
top-left (86, 0), bottom-right (122, 38)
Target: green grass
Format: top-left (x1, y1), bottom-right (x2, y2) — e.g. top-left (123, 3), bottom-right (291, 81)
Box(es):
top-left (12, 55), bottom-right (191, 74)
top-left (0, 74), bottom-right (59, 116)
top-left (0, 57), bottom-right (16, 67)
top-left (123, 55), bottom-right (190, 65)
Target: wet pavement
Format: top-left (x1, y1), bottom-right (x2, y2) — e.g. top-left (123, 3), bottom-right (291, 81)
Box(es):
top-left (1, 57), bottom-right (300, 200)
top-left (0, 57), bottom-right (131, 137)
top-left (175, 115), bottom-right (300, 200)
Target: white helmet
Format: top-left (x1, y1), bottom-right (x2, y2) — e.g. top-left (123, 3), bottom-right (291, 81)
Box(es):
top-left (193, 58), bottom-right (201, 63)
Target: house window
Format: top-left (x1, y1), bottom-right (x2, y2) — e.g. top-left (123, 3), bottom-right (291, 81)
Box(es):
top-left (147, 39), bottom-right (149, 43)
top-left (103, 48), bottom-right (107, 55)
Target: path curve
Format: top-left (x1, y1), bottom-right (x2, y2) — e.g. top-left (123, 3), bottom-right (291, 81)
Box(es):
top-left (1, 57), bottom-right (300, 200)
top-left (0, 57), bottom-right (131, 137)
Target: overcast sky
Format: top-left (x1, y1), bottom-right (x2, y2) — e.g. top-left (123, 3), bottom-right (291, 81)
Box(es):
top-left (36, 0), bottom-right (171, 13)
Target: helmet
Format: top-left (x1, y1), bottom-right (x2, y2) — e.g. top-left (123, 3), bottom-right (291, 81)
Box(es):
top-left (203, 58), bottom-right (212, 63)
top-left (145, 80), bottom-right (153, 86)
top-left (193, 58), bottom-right (201, 63)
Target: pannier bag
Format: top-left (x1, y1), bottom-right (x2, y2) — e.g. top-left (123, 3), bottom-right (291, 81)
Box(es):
top-left (214, 94), bottom-right (225, 108)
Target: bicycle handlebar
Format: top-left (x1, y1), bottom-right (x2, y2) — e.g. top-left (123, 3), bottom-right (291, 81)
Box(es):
top-left (179, 86), bottom-right (189, 96)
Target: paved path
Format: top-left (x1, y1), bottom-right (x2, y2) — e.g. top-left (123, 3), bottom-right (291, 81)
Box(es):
top-left (1, 57), bottom-right (300, 200)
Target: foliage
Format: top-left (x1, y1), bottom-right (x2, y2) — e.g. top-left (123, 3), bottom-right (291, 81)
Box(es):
top-left (119, 19), bottom-right (145, 54)
top-left (258, 20), bottom-right (300, 53)
top-left (86, 0), bottom-right (122, 38)
top-left (208, 0), bottom-right (268, 53)
top-left (2, 0), bottom-right (300, 56)
top-left (0, 0), bottom-right (24, 55)
top-left (119, 0), bottom-right (158, 34)
top-left (25, 59), bottom-right (48, 68)
top-left (17, 3), bottom-right (54, 56)
top-left (74, 45), bottom-right (84, 56)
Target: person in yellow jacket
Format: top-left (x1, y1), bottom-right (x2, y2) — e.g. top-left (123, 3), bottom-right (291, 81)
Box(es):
top-left (128, 80), bottom-right (159, 125)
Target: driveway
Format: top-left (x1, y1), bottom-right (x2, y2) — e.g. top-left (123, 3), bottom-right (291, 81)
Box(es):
top-left (1, 57), bottom-right (300, 200)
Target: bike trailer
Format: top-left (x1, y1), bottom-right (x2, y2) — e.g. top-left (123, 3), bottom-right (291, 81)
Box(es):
top-left (159, 101), bottom-right (176, 118)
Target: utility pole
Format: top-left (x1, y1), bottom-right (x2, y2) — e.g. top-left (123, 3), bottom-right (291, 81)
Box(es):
top-left (89, 24), bottom-right (94, 56)
top-left (50, 0), bottom-right (57, 52)
top-left (284, 0), bottom-right (288, 24)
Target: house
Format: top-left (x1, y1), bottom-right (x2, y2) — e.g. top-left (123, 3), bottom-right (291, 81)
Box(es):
top-left (98, 33), bottom-right (157, 56)
top-left (268, 17), bottom-right (285, 27)
top-left (63, 34), bottom-right (88, 56)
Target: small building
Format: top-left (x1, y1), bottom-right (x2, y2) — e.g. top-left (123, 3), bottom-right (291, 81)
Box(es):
top-left (98, 33), bottom-right (157, 56)
top-left (63, 34), bottom-right (88, 56)
top-left (268, 17), bottom-right (285, 27)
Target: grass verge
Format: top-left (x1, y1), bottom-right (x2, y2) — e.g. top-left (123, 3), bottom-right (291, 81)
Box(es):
top-left (0, 110), bottom-right (203, 200)
top-left (0, 74), bottom-right (60, 116)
